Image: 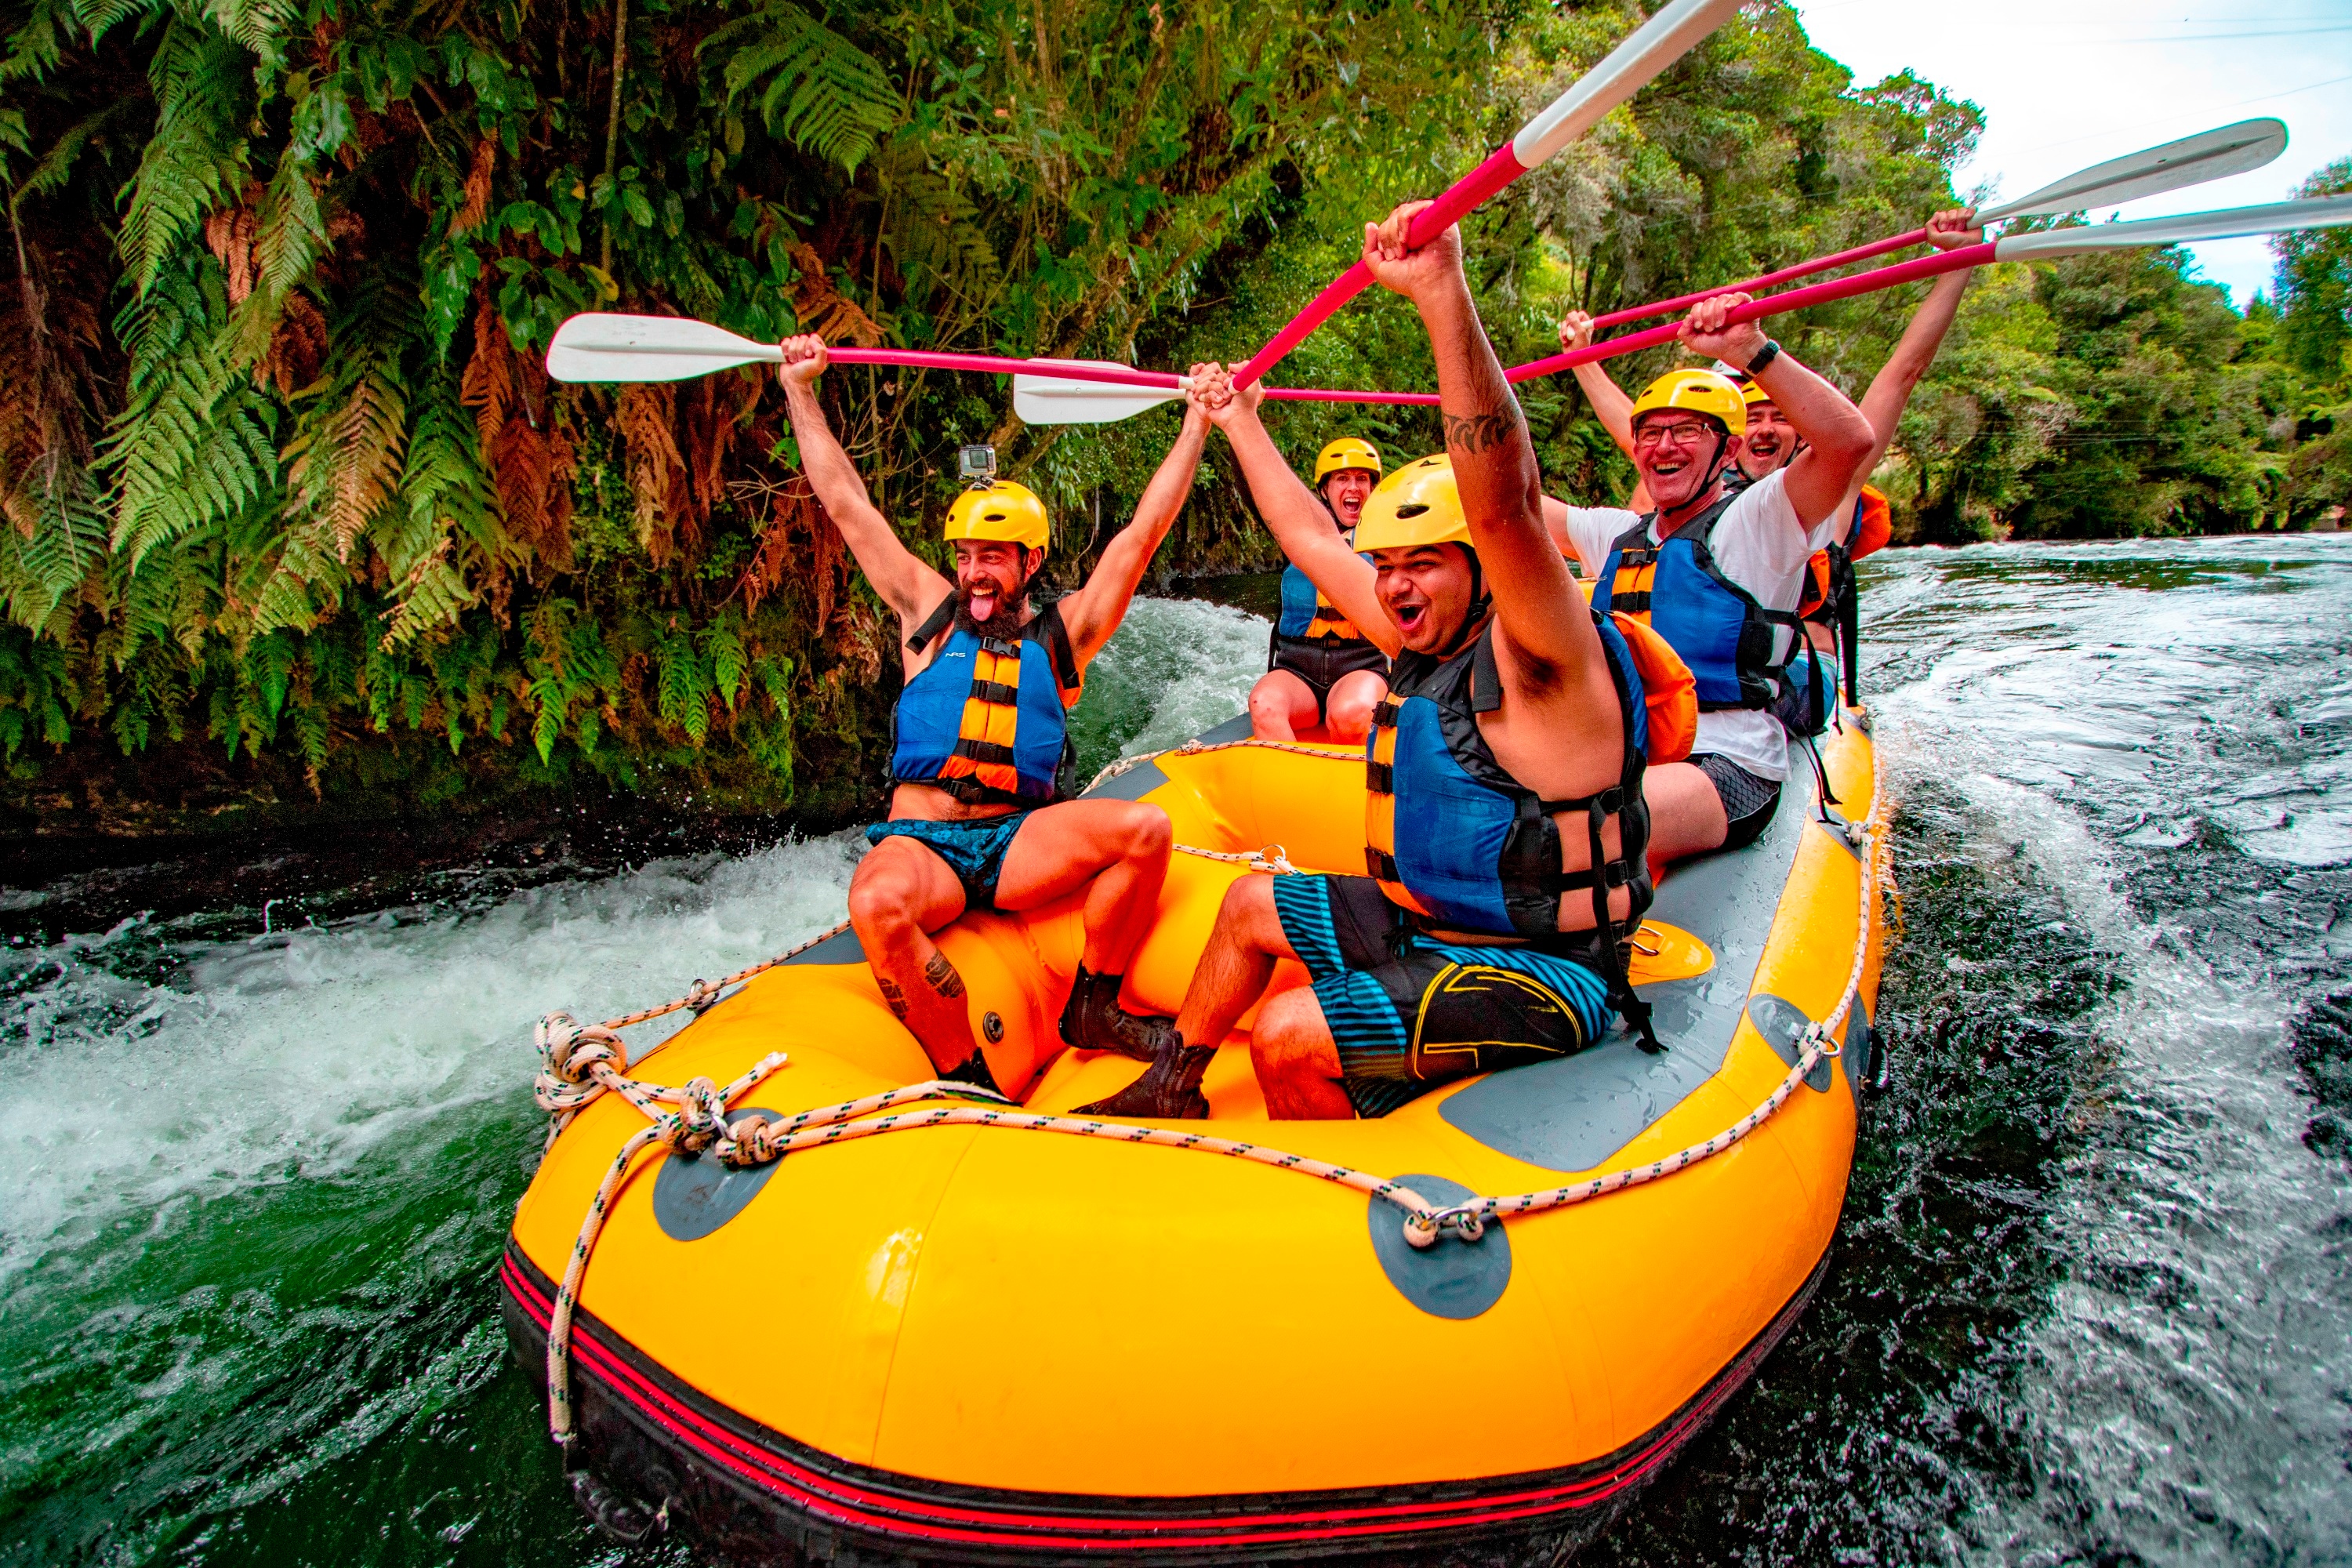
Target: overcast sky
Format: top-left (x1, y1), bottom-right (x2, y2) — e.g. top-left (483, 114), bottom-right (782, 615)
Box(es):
top-left (1791, 0), bottom-right (2352, 306)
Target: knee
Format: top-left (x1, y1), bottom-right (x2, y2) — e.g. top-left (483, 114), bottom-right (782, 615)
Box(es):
top-left (1247, 677), bottom-right (1283, 719)
top-left (847, 862), bottom-right (916, 938)
top-left (1250, 990), bottom-right (1325, 1074)
top-left (1122, 804), bottom-right (1173, 861)
top-left (1215, 873), bottom-right (1279, 943)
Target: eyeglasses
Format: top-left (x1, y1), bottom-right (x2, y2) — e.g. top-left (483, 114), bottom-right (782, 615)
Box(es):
top-left (1633, 421), bottom-right (1715, 452)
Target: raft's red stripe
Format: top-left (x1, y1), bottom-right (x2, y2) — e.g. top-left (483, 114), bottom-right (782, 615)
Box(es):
top-left (500, 1254), bottom-right (1745, 1547)
top-left (500, 1256), bottom-right (1668, 1534)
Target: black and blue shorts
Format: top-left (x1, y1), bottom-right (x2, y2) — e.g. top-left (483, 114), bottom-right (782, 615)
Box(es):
top-left (864, 810), bottom-right (1036, 913)
top-left (1268, 873), bottom-right (1612, 1118)
top-left (1267, 633), bottom-right (1389, 719)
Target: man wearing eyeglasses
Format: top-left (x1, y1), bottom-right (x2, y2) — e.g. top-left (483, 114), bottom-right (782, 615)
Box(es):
top-left (1552, 293), bottom-right (1875, 864)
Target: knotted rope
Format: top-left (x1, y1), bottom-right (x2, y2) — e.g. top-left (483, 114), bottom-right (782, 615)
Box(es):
top-left (527, 750), bottom-right (1893, 1445)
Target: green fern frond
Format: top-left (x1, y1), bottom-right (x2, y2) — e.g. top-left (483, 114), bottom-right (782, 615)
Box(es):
top-left (203, 0), bottom-right (293, 64)
top-left (227, 146), bottom-right (330, 366)
top-left (709, 2), bottom-right (898, 175)
top-left (704, 617), bottom-right (746, 712)
top-left (655, 626), bottom-right (712, 744)
top-left (282, 277), bottom-right (415, 561)
top-left (8, 456), bottom-right (110, 622)
top-left (119, 19), bottom-right (249, 296)
top-left (102, 256), bottom-right (279, 563)
top-left (244, 517), bottom-right (344, 636)
top-left (9, 96), bottom-right (140, 209)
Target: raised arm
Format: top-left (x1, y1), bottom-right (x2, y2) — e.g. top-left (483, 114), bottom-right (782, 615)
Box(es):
top-left (775, 336), bottom-right (943, 620)
top-left (1559, 311), bottom-right (1637, 461)
top-left (1361, 201), bottom-right (1596, 674)
top-left (1679, 295), bottom-right (1872, 529)
top-left (1056, 392), bottom-right (1212, 660)
top-left (1849, 209), bottom-right (1981, 492)
top-left (1193, 367), bottom-right (1395, 655)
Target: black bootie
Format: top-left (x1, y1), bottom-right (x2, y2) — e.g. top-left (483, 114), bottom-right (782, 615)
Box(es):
top-left (1058, 965), bottom-right (1178, 1061)
top-left (1074, 1037), bottom-right (1214, 1120)
top-left (938, 1048), bottom-right (1004, 1098)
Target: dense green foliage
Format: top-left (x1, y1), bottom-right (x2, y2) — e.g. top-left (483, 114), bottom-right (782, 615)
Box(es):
top-left (0, 0), bottom-right (2344, 824)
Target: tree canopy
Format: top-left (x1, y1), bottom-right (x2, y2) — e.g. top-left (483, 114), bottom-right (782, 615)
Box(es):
top-left (0, 0), bottom-right (2343, 823)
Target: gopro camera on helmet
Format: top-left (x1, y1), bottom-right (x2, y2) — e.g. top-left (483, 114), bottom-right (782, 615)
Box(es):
top-left (957, 445), bottom-right (997, 486)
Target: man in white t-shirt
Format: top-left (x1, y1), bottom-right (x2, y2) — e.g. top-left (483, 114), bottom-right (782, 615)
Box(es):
top-left (1552, 292), bottom-right (1874, 865)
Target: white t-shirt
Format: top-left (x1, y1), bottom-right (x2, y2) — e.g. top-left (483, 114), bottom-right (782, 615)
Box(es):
top-left (1556, 470), bottom-right (1842, 782)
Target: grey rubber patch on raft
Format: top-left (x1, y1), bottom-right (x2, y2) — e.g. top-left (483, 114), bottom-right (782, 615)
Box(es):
top-left (1443, 779), bottom-right (1808, 1171)
top-left (785, 927), bottom-right (867, 965)
top-left (1082, 760), bottom-right (1168, 802)
top-left (1817, 806), bottom-right (1864, 861)
top-left (1366, 1173), bottom-right (1511, 1320)
top-left (652, 1108), bottom-right (786, 1241)
top-left (1747, 993), bottom-right (1837, 1094)
top-left (1195, 713), bottom-right (1256, 744)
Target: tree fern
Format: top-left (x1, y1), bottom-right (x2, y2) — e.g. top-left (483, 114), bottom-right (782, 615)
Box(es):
top-left (119, 19), bottom-right (249, 296)
top-left (707, 1), bottom-right (898, 175)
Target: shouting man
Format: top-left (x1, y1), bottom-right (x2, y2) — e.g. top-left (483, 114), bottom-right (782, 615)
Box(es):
top-left (1084, 202), bottom-right (1668, 1120)
top-left (778, 336), bottom-right (1211, 1095)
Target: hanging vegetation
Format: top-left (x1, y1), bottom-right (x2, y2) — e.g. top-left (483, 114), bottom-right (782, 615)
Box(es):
top-left (0, 0), bottom-right (2341, 829)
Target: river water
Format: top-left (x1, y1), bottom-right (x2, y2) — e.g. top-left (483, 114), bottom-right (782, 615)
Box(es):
top-left (2, 542), bottom-right (2348, 1566)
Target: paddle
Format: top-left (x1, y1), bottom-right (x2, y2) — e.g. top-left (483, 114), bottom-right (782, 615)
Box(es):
top-left (545, 316), bottom-right (1195, 389)
top-left (1582, 117), bottom-right (2290, 333)
top-left (1508, 192), bottom-right (2352, 383)
top-left (1221, 0), bottom-right (1745, 393)
top-left (1010, 374), bottom-right (1438, 424)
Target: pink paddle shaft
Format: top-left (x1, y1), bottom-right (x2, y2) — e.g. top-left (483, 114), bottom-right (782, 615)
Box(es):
top-left (1588, 228), bottom-right (1929, 331)
top-left (821, 347), bottom-right (1439, 405)
top-left (1507, 240), bottom-right (1994, 383)
top-left (1227, 145), bottom-right (1527, 390)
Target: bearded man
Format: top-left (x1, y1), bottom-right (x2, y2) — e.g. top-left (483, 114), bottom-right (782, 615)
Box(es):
top-left (777, 336), bottom-right (1210, 1096)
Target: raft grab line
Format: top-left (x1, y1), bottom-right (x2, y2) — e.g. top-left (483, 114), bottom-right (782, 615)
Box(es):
top-left (527, 735), bottom-right (1892, 1444)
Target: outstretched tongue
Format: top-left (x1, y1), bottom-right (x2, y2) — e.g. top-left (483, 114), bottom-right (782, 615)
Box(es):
top-left (966, 588), bottom-right (999, 623)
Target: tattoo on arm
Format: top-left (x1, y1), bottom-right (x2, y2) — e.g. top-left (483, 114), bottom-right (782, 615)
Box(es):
top-left (922, 953), bottom-right (966, 1000)
top-left (1443, 404), bottom-right (1526, 455)
top-left (877, 976), bottom-right (910, 1022)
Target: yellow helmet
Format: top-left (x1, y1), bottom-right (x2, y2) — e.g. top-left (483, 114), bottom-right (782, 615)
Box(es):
top-left (944, 481), bottom-right (1049, 554)
top-left (1352, 454), bottom-right (1470, 554)
top-left (1628, 368), bottom-right (1748, 441)
top-left (1737, 378), bottom-right (1773, 408)
top-left (1313, 437), bottom-right (1383, 484)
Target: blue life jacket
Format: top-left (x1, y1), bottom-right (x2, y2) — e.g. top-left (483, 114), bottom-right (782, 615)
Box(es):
top-left (1590, 492), bottom-right (1810, 717)
top-left (1364, 611), bottom-right (1653, 946)
top-left (891, 597), bottom-right (1082, 806)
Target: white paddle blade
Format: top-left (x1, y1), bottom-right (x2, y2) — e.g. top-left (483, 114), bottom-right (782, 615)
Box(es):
top-left (545, 313), bottom-right (783, 383)
top-left (1994, 194), bottom-right (2352, 261)
top-left (1512, 0), bottom-right (1745, 169)
top-left (1012, 372), bottom-right (1185, 426)
top-left (1980, 118), bottom-right (2290, 224)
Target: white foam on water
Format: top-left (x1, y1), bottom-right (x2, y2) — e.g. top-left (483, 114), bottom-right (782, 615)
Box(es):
top-left (0, 596), bottom-right (1272, 1287)
top-left (1869, 539), bottom-right (2352, 1564)
top-left (0, 833), bottom-right (868, 1279)
top-left (1070, 594), bottom-right (1266, 764)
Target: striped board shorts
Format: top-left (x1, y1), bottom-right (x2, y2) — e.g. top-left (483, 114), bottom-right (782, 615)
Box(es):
top-left (1268, 873), bottom-right (1612, 1119)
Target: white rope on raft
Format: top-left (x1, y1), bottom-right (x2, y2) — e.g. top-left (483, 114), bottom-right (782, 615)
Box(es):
top-left (526, 737), bottom-right (1893, 1444)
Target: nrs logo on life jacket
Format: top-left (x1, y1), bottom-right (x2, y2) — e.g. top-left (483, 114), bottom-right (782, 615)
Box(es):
top-left (891, 598), bottom-right (1083, 805)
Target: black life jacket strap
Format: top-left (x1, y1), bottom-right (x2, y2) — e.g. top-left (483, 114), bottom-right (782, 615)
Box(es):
top-left (905, 593), bottom-right (958, 655)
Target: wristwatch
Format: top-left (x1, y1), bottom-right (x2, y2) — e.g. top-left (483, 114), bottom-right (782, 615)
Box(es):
top-left (1744, 339), bottom-right (1781, 377)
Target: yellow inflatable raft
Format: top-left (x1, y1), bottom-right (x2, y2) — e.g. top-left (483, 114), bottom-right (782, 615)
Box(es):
top-left (503, 707), bottom-right (1889, 1563)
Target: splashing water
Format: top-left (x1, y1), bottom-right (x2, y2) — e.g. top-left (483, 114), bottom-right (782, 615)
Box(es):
top-left (3, 550), bottom-right (2350, 1566)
